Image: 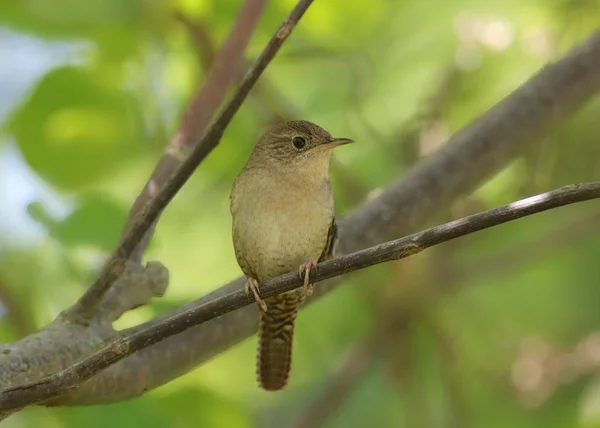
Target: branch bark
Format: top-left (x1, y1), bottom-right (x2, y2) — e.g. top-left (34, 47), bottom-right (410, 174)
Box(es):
top-left (67, 0), bottom-right (310, 321)
top-left (37, 28), bottom-right (600, 406)
top-left (2, 182), bottom-right (600, 409)
top-left (0, 25), bottom-right (599, 413)
top-left (125, 0), bottom-right (268, 259)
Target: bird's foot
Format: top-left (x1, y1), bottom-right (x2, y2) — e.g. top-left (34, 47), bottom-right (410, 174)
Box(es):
top-left (298, 259), bottom-right (318, 296)
top-left (244, 277), bottom-right (268, 312)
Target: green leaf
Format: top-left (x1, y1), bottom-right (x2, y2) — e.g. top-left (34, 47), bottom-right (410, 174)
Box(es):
top-left (8, 66), bottom-right (144, 189)
top-left (161, 387), bottom-right (249, 428)
top-left (0, 0), bottom-right (144, 39)
top-left (28, 193), bottom-right (128, 251)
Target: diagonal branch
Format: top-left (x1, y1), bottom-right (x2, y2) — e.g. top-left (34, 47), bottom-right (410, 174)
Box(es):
top-left (41, 27), bottom-right (600, 406)
top-left (94, 1), bottom-right (269, 321)
top-left (340, 31), bottom-right (600, 251)
top-left (3, 182), bottom-right (600, 410)
top-left (67, 0), bottom-right (314, 321)
top-left (0, 27), bottom-right (598, 413)
top-left (123, 0), bottom-right (268, 260)
top-left (174, 11), bottom-right (299, 125)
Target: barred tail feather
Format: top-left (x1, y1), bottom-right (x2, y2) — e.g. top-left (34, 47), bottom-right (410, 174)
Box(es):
top-left (257, 292), bottom-right (303, 391)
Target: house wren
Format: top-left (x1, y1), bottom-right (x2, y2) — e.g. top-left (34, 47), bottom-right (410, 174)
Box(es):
top-left (230, 120), bottom-right (352, 391)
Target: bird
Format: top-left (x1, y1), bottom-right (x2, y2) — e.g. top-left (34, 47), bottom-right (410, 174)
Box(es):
top-left (230, 120), bottom-right (353, 391)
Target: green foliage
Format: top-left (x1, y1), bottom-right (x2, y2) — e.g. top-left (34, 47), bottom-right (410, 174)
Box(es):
top-left (51, 387), bottom-right (249, 428)
top-left (28, 193), bottom-right (128, 251)
top-left (1, 0), bottom-right (600, 427)
top-left (8, 66), bottom-right (145, 189)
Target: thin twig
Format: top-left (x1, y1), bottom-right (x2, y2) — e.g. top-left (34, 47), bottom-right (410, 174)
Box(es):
top-left (98, 3), bottom-right (268, 320)
top-left (130, 0), bottom-right (267, 270)
top-left (0, 29), bottom-right (596, 410)
top-left (127, 0), bottom-right (267, 228)
top-left (174, 11), bottom-right (296, 124)
top-left (3, 182), bottom-right (600, 409)
top-left (175, 12), bottom-right (373, 205)
top-left (67, 0), bottom-right (314, 321)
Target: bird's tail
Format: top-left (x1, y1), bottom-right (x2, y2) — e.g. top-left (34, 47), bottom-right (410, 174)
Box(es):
top-left (257, 291), bottom-right (304, 391)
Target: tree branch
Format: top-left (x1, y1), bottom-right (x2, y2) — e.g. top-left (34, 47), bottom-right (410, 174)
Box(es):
top-left (96, 2), bottom-right (268, 323)
top-left (0, 26), bottom-right (598, 413)
top-left (35, 28), bottom-right (600, 406)
top-left (3, 182), bottom-right (600, 410)
top-left (66, 0), bottom-right (313, 321)
top-left (123, 0), bottom-right (268, 259)
top-left (340, 30), bottom-right (600, 251)
top-left (174, 11), bottom-right (298, 125)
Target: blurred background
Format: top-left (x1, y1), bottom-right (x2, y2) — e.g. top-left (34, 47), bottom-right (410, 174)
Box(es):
top-left (1, 0), bottom-right (600, 427)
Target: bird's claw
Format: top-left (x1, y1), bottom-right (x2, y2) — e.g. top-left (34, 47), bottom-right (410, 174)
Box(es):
top-left (245, 277), bottom-right (268, 312)
top-left (298, 259), bottom-right (318, 296)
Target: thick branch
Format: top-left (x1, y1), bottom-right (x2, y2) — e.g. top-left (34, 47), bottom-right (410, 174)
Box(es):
top-left (341, 32), bottom-right (600, 251)
top-left (2, 182), bottom-right (600, 410)
top-left (41, 28), bottom-right (600, 405)
top-left (0, 27), bottom-right (598, 412)
top-left (97, 2), bottom-right (268, 323)
top-left (67, 0), bottom-right (314, 321)
top-left (122, 0), bottom-right (268, 260)
top-left (130, 0), bottom-right (267, 224)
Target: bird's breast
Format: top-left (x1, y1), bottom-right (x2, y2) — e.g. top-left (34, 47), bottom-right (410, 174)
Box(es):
top-left (231, 170), bottom-right (334, 282)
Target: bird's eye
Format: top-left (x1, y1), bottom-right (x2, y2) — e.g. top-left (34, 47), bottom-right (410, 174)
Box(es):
top-left (292, 136), bottom-right (306, 149)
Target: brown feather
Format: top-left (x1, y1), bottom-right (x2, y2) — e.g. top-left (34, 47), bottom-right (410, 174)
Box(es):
top-left (230, 120), bottom-right (350, 391)
top-left (257, 290), bottom-right (304, 390)
top-left (256, 219), bottom-right (337, 390)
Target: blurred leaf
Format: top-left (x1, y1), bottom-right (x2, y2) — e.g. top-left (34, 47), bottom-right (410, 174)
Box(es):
top-left (0, 0), bottom-right (144, 39)
top-left (580, 375), bottom-right (600, 427)
top-left (0, 0), bottom-right (600, 427)
top-left (28, 193), bottom-right (127, 251)
top-left (161, 387), bottom-right (249, 428)
top-left (8, 66), bottom-right (144, 189)
top-left (56, 388), bottom-right (249, 428)
top-left (56, 396), bottom-right (169, 428)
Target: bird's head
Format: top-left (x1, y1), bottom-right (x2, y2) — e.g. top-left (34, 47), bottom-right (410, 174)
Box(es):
top-left (248, 120), bottom-right (353, 169)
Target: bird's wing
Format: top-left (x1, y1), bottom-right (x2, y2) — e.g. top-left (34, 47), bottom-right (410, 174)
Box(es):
top-left (319, 218), bottom-right (338, 262)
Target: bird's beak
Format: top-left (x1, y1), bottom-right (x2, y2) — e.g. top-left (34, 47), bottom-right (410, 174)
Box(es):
top-left (323, 137), bottom-right (354, 149)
